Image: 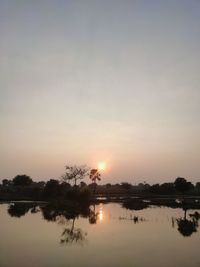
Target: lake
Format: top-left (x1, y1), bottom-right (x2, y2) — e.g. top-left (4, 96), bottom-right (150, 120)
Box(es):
top-left (0, 202), bottom-right (200, 267)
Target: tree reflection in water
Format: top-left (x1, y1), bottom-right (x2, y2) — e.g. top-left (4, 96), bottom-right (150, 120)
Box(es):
top-left (58, 203), bottom-right (105, 245)
top-left (89, 204), bottom-right (99, 224)
top-left (120, 199), bottom-right (147, 224)
top-left (58, 216), bottom-right (87, 246)
top-left (174, 209), bottom-right (200, 237)
top-left (6, 202), bottom-right (200, 242)
top-left (40, 203), bottom-right (90, 246)
top-left (122, 199), bottom-right (149, 211)
top-left (7, 202), bottom-right (39, 218)
top-left (88, 203), bottom-right (104, 224)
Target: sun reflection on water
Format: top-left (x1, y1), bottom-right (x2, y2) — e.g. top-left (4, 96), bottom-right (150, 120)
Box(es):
top-left (98, 204), bottom-right (104, 222)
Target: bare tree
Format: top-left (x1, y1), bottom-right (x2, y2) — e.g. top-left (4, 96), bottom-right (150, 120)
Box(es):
top-left (61, 165), bottom-right (89, 186)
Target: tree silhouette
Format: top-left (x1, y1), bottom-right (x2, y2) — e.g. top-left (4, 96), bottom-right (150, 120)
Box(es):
top-left (89, 169), bottom-right (101, 195)
top-left (12, 175), bottom-right (32, 186)
top-left (61, 165), bottom-right (89, 186)
top-left (2, 179), bottom-right (11, 187)
top-left (174, 177), bottom-right (192, 199)
top-left (121, 182), bottom-right (132, 194)
top-left (43, 179), bottom-right (60, 199)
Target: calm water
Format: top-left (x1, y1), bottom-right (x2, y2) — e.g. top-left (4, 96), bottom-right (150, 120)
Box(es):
top-left (0, 202), bottom-right (200, 267)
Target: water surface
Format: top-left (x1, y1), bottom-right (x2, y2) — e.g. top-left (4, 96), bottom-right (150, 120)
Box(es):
top-left (0, 202), bottom-right (200, 267)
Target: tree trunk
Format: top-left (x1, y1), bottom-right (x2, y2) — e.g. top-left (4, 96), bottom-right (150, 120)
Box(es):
top-left (93, 182), bottom-right (97, 196)
top-left (184, 209), bottom-right (187, 220)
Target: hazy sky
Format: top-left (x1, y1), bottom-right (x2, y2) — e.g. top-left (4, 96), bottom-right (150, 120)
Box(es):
top-left (0, 0), bottom-right (200, 183)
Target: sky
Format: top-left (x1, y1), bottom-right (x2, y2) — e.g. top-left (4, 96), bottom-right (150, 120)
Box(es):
top-left (0, 0), bottom-right (200, 184)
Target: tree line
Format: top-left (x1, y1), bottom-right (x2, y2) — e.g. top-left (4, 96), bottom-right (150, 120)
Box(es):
top-left (0, 165), bottom-right (200, 201)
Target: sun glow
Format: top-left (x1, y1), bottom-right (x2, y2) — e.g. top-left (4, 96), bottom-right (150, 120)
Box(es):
top-left (98, 161), bottom-right (106, 171)
top-left (98, 204), bottom-right (104, 222)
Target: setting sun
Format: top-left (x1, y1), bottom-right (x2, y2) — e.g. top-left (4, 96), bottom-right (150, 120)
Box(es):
top-left (98, 161), bottom-right (106, 171)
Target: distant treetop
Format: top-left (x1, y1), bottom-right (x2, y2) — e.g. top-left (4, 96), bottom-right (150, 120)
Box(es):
top-left (12, 174), bottom-right (32, 186)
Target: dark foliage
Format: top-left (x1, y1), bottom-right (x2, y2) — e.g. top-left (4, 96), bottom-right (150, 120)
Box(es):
top-left (121, 182), bottom-right (132, 192)
top-left (40, 202), bottom-right (91, 222)
top-left (177, 218), bottom-right (197, 236)
top-left (43, 179), bottom-right (60, 199)
top-left (1, 173), bottom-right (200, 203)
top-left (13, 175), bottom-right (32, 186)
top-left (174, 177), bottom-right (192, 195)
top-left (123, 199), bottom-right (149, 210)
top-left (2, 179), bottom-right (11, 187)
top-left (7, 203), bottom-right (36, 218)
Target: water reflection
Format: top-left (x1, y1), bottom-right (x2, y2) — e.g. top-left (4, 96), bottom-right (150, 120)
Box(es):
top-left (88, 204), bottom-right (104, 224)
top-left (119, 215), bottom-right (145, 224)
top-left (40, 203), bottom-right (91, 246)
top-left (2, 202), bottom-right (200, 267)
top-left (122, 199), bottom-right (149, 211)
top-left (58, 216), bottom-right (87, 246)
top-left (173, 209), bottom-right (200, 237)
top-left (7, 202), bottom-right (38, 218)
top-left (88, 204), bottom-right (98, 224)
top-left (5, 202), bottom-right (200, 240)
top-left (98, 204), bottom-right (103, 222)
